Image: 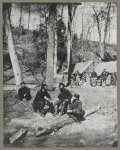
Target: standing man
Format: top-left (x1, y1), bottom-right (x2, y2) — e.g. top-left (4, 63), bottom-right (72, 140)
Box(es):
top-left (100, 69), bottom-right (108, 86)
top-left (90, 69), bottom-right (97, 86)
top-left (32, 84), bottom-right (54, 116)
top-left (18, 82), bottom-right (32, 101)
top-left (54, 83), bottom-right (72, 115)
top-left (67, 93), bottom-right (85, 122)
top-left (76, 71), bottom-right (81, 86)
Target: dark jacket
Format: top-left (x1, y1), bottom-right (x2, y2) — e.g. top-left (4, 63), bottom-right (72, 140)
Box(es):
top-left (91, 71), bottom-right (97, 78)
top-left (34, 89), bottom-right (51, 103)
top-left (101, 71), bottom-right (108, 81)
top-left (69, 99), bottom-right (82, 114)
top-left (18, 86), bottom-right (31, 100)
top-left (58, 88), bottom-right (72, 101)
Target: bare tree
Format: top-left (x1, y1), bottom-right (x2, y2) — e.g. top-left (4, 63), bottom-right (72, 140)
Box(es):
top-left (28, 4), bottom-right (31, 31)
top-left (92, 6), bottom-right (103, 59)
top-left (4, 4), bottom-right (23, 88)
top-left (19, 3), bottom-right (23, 35)
top-left (103, 3), bottom-right (111, 57)
top-left (46, 4), bottom-right (57, 90)
top-left (67, 4), bottom-right (78, 85)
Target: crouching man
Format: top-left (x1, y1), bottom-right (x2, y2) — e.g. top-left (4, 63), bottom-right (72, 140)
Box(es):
top-left (67, 93), bottom-right (85, 122)
top-left (18, 82), bottom-right (32, 101)
top-left (54, 83), bottom-right (72, 116)
top-left (32, 84), bottom-right (54, 116)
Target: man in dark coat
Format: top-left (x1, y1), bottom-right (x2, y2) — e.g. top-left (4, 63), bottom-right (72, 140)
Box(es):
top-left (54, 83), bottom-right (72, 115)
top-left (67, 93), bottom-right (85, 122)
top-left (91, 69), bottom-right (97, 78)
top-left (32, 84), bottom-right (54, 116)
top-left (100, 69), bottom-right (108, 86)
top-left (18, 82), bottom-right (32, 101)
top-left (90, 69), bottom-right (98, 86)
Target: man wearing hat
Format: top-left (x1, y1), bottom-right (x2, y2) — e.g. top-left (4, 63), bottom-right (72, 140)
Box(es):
top-left (100, 69), bottom-right (108, 86)
top-left (18, 82), bottom-right (32, 101)
top-left (32, 84), bottom-right (54, 116)
top-left (67, 93), bottom-right (85, 122)
top-left (54, 83), bottom-right (72, 115)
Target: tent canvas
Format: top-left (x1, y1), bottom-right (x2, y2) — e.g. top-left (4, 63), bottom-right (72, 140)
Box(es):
top-left (72, 61), bottom-right (93, 74)
top-left (95, 61), bottom-right (117, 76)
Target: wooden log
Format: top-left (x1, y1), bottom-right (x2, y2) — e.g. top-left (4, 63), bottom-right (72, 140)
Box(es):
top-left (9, 128), bottom-right (28, 144)
top-left (84, 105), bottom-right (101, 118)
top-left (36, 105), bottom-right (101, 137)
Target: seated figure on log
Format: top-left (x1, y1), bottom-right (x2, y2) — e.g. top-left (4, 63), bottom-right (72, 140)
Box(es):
top-left (67, 93), bottom-right (85, 122)
top-left (18, 82), bottom-right (32, 101)
top-left (32, 84), bottom-right (54, 116)
top-left (54, 83), bottom-right (72, 116)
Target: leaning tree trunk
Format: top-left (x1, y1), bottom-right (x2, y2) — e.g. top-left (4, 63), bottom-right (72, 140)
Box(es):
top-left (46, 4), bottom-right (57, 90)
top-left (4, 10), bottom-right (23, 87)
top-left (103, 3), bottom-right (111, 60)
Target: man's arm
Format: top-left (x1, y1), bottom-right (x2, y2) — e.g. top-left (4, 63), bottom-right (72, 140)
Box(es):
top-left (45, 91), bottom-right (51, 99)
top-left (72, 101), bottom-right (82, 114)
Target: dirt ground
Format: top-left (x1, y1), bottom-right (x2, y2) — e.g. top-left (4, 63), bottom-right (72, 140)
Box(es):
top-left (3, 84), bottom-right (117, 147)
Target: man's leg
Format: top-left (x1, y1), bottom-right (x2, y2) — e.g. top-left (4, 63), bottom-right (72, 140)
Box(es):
top-left (77, 110), bottom-right (85, 121)
top-left (61, 100), bottom-right (69, 115)
top-left (32, 101), bottom-right (38, 112)
top-left (33, 106), bottom-right (38, 112)
top-left (54, 100), bottom-right (62, 115)
top-left (38, 101), bottom-right (46, 116)
top-left (25, 93), bottom-right (32, 101)
top-left (67, 112), bottom-right (78, 122)
top-left (45, 100), bottom-right (55, 114)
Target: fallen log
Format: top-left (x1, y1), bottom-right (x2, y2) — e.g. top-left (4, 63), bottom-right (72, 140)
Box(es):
top-left (36, 105), bottom-right (101, 137)
top-left (9, 128), bottom-right (28, 144)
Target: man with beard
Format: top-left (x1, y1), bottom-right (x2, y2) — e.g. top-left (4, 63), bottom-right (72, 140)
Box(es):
top-left (67, 93), bottom-right (85, 122)
top-left (100, 69), bottom-right (108, 86)
top-left (90, 69), bottom-right (98, 86)
top-left (54, 83), bottom-right (72, 116)
top-left (32, 84), bottom-right (54, 116)
top-left (18, 82), bottom-right (32, 101)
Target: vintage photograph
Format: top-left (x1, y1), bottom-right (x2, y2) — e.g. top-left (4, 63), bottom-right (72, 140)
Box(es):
top-left (3, 2), bottom-right (117, 147)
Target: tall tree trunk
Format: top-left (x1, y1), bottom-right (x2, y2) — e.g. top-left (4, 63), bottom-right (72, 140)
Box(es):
top-left (67, 4), bottom-right (78, 85)
top-left (54, 28), bottom-right (57, 75)
top-left (19, 3), bottom-right (22, 35)
top-left (4, 10), bottom-right (23, 87)
top-left (46, 4), bottom-right (57, 90)
top-left (67, 4), bottom-right (73, 85)
top-left (28, 4), bottom-right (31, 31)
top-left (92, 6), bottom-right (103, 60)
top-left (103, 3), bottom-right (111, 59)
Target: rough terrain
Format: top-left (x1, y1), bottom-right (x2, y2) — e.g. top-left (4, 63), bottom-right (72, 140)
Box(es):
top-left (3, 84), bottom-right (117, 147)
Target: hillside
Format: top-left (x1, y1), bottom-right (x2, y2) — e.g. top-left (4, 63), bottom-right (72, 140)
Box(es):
top-left (3, 27), bottom-right (117, 85)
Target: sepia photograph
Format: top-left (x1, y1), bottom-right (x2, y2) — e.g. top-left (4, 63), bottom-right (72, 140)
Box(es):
top-left (3, 2), bottom-right (117, 147)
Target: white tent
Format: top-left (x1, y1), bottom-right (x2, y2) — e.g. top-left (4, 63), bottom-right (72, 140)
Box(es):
top-left (72, 61), bottom-right (93, 74)
top-left (95, 61), bottom-right (117, 76)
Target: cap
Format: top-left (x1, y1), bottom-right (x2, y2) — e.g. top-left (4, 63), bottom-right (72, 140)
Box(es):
top-left (20, 81), bottom-right (25, 85)
top-left (74, 93), bottom-right (80, 99)
top-left (59, 83), bottom-right (65, 87)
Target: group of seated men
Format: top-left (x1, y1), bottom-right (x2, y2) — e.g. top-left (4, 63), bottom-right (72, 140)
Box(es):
top-left (18, 82), bottom-right (85, 122)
